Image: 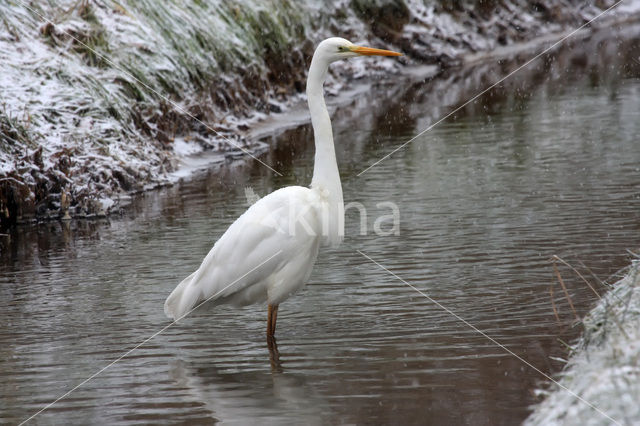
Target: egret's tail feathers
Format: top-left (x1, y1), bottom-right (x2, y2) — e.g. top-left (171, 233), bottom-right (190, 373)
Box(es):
top-left (164, 271), bottom-right (198, 321)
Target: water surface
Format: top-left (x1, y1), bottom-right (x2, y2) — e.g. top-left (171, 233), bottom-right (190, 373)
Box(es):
top-left (2, 30), bottom-right (640, 425)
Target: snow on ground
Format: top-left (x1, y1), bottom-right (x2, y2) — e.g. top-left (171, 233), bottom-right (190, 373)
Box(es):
top-left (1, 1), bottom-right (639, 227)
top-left (526, 259), bottom-right (640, 426)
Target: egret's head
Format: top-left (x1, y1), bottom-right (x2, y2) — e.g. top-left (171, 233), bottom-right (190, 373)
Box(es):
top-left (315, 37), bottom-right (402, 63)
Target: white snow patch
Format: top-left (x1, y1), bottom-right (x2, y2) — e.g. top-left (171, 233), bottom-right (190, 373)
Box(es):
top-left (168, 151), bottom-right (226, 181)
top-left (617, 0), bottom-right (640, 15)
top-left (97, 197), bottom-right (115, 212)
top-left (526, 260), bottom-right (640, 426)
top-left (173, 137), bottom-right (204, 156)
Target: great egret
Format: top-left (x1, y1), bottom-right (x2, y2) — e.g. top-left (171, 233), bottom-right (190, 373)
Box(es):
top-left (164, 37), bottom-right (401, 339)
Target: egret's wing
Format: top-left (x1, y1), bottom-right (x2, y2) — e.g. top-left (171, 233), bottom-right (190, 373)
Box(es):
top-left (164, 186), bottom-right (320, 319)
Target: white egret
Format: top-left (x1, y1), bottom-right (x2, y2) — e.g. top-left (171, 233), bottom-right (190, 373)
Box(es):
top-left (164, 37), bottom-right (401, 338)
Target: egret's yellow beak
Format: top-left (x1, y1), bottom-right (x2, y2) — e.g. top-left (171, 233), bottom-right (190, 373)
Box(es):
top-left (349, 45), bottom-right (402, 56)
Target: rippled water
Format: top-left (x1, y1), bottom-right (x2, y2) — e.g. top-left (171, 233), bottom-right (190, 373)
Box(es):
top-left (2, 31), bottom-right (640, 425)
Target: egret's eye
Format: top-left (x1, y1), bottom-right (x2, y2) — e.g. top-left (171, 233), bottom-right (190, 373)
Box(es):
top-left (338, 46), bottom-right (348, 52)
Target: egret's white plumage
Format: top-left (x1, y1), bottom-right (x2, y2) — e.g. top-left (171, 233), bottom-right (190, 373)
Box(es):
top-left (165, 186), bottom-right (323, 316)
top-left (164, 37), bottom-right (401, 336)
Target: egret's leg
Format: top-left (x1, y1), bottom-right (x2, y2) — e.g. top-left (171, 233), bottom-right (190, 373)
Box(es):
top-left (267, 335), bottom-right (282, 372)
top-left (272, 305), bottom-right (278, 335)
top-left (267, 304), bottom-right (279, 337)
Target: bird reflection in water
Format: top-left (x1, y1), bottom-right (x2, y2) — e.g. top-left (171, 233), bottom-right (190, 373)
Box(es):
top-left (169, 347), bottom-right (325, 424)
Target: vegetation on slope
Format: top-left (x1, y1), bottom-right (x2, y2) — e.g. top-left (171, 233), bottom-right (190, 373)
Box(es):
top-left (0, 0), bottom-right (611, 228)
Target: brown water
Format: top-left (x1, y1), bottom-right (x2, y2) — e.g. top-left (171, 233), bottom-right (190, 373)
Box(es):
top-left (2, 29), bottom-right (640, 425)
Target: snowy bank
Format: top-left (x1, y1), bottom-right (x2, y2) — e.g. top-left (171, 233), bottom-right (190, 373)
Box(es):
top-left (525, 259), bottom-right (640, 426)
top-left (1, 1), bottom-right (640, 227)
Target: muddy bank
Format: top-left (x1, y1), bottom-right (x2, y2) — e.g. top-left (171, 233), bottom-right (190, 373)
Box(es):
top-left (1, 0), bottom-right (639, 228)
top-left (525, 258), bottom-right (640, 426)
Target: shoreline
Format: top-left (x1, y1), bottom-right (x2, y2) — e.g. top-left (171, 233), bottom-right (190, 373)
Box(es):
top-left (7, 17), bottom-right (640, 228)
top-left (525, 258), bottom-right (640, 425)
top-left (2, 2), bottom-right (640, 228)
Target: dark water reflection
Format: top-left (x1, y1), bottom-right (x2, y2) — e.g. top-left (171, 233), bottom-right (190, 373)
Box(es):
top-left (2, 28), bottom-right (640, 425)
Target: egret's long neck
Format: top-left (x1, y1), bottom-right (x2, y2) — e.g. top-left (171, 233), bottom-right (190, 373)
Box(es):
top-left (307, 54), bottom-right (343, 246)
